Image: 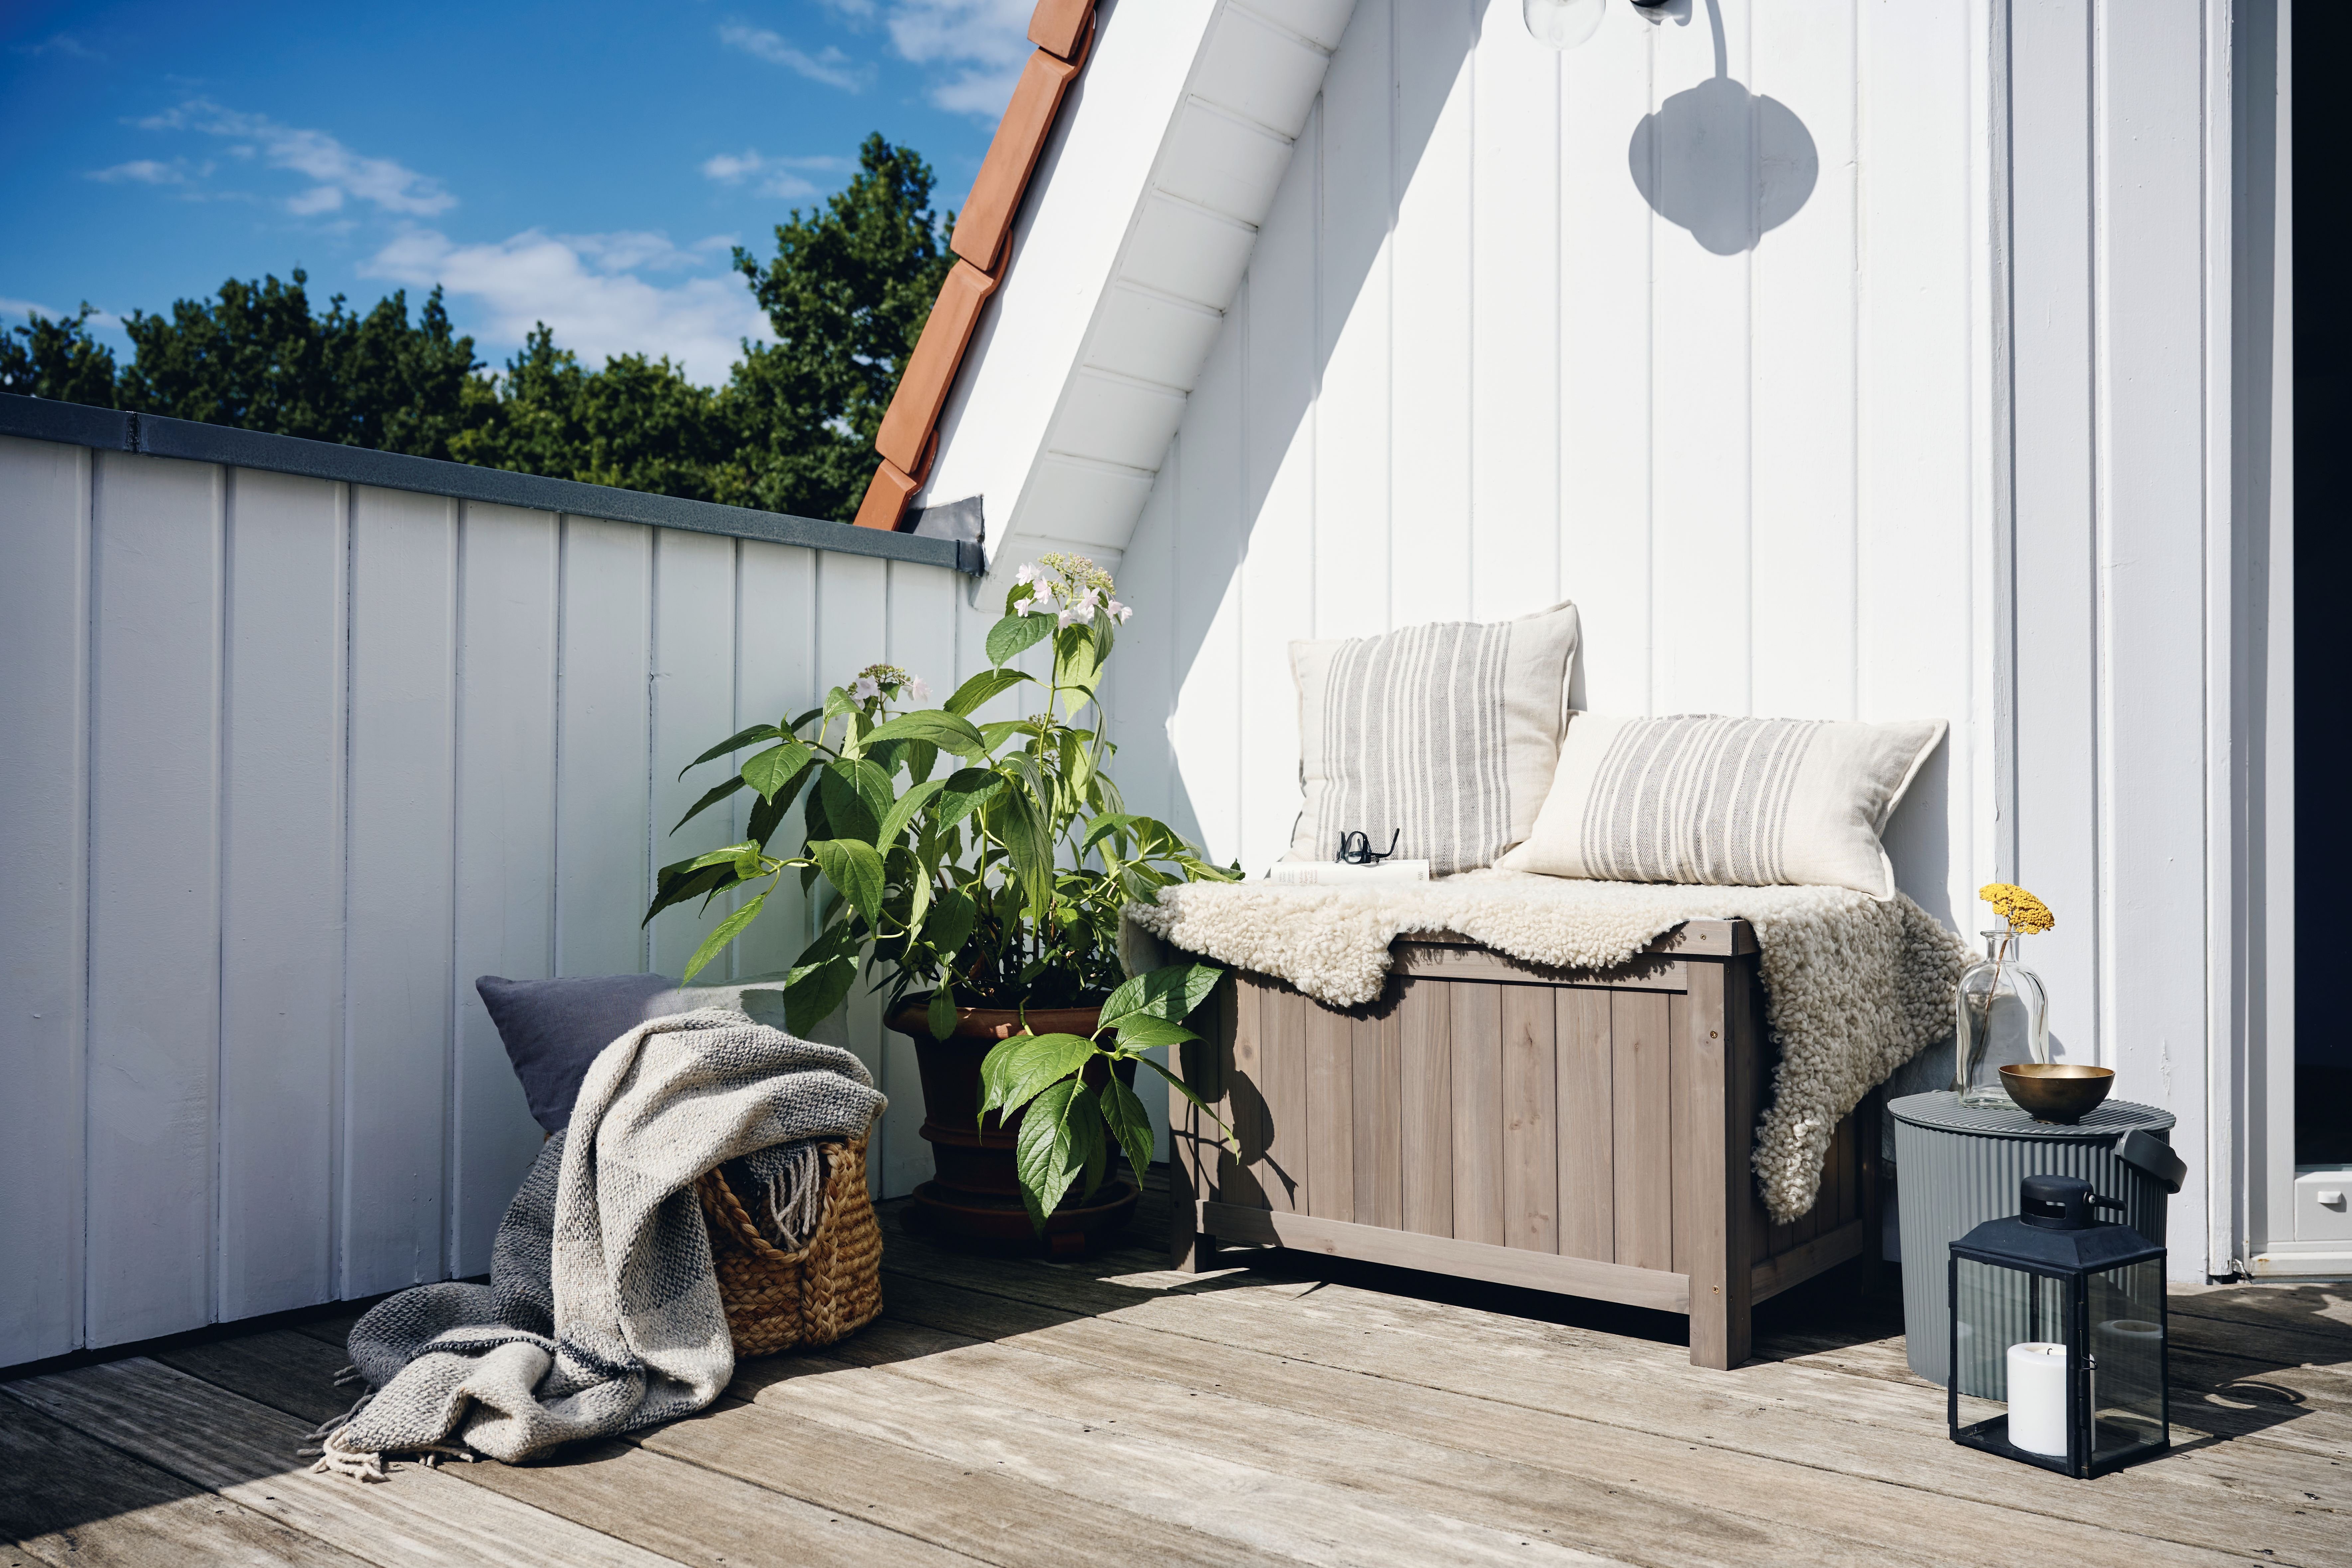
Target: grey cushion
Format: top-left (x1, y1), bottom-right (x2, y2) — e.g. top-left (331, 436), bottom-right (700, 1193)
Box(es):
top-left (477, 972), bottom-right (795, 1133)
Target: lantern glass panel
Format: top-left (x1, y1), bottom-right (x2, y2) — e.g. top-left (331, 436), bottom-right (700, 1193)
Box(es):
top-left (1953, 1255), bottom-right (2074, 1458)
top-left (2089, 1260), bottom-right (2166, 1466)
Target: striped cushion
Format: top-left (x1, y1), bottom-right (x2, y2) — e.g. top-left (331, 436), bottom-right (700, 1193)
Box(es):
top-left (1287, 603), bottom-right (1581, 875)
top-left (1498, 713), bottom-right (1946, 898)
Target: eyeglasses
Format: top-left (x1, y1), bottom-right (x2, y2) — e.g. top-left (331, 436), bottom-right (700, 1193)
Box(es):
top-left (1335, 829), bottom-right (1402, 866)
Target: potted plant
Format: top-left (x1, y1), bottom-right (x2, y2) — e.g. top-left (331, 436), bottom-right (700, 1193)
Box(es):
top-left (644, 553), bottom-right (1239, 1250)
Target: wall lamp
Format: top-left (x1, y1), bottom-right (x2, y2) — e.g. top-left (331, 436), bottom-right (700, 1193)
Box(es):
top-left (1524, 0), bottom-right (1673, 50)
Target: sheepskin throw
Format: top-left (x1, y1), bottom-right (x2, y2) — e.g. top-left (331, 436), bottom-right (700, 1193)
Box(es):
top-left (1125, 871), bottom-right (1968, 1222)
top-left (313, 1008), bottom-right (883, 1474)
top-left (1288, 601), bottom-right (1581, 874)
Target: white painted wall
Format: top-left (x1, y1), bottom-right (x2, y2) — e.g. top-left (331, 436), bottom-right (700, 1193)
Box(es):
top-left (1097, 0), bottom-right (2280, 1276)
top-left (0, 441), bottom-right (977, 1366)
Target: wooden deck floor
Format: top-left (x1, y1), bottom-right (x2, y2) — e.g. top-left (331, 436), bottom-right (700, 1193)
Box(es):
top-left (5, 1174), bottom-right (2347, 1568)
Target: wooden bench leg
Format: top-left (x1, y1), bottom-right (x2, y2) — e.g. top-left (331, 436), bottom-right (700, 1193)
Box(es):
top-left (1685, 957), bottom-right (1756, 1369)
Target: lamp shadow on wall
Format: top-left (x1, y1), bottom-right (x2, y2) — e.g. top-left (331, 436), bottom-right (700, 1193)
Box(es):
top-left (1628, 0), bottom-right (1817, 255)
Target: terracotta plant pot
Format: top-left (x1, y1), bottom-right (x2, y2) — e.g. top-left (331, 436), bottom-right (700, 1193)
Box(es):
top-left (886, 997), bottom-right (1139, 1257)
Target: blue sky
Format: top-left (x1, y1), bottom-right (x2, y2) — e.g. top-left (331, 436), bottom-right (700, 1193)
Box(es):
top-left (1, 0), bottom-right (1019, 384)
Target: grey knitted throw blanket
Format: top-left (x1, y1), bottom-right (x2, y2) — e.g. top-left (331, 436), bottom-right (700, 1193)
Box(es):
top-left (312, 1007), bottom-right (883, 1476)
top-left (1125, 871), bottom-right (1969, 1224)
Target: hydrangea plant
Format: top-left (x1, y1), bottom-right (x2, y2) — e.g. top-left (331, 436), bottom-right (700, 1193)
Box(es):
top-left (644, 553), bottom-right (1241, 1226)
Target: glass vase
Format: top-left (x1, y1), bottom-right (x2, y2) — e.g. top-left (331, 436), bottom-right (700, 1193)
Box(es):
top-left (1954, 927), bottom-right (2051, 1108)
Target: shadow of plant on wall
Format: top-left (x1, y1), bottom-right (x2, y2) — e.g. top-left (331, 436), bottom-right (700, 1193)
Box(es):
top-left (1628, 0), bottom-right (1818, 255)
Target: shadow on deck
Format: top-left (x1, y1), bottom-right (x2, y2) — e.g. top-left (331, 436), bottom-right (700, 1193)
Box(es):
top-left (5, 1170), bottom-right (2348, 1567)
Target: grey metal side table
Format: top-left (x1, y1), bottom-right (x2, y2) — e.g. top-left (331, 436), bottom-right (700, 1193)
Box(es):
top-left (1891, 1092), bottom-right (2186, 1384)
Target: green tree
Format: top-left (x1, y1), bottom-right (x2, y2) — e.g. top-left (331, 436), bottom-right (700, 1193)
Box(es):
top-left (0, 305), bottom-right (121, 406)
top-left (115, 270), bottom-right (489, 459)
top-left (455, 327), bottom-right (727, 500)
top-left (718, 133), bottom-right (955, 520)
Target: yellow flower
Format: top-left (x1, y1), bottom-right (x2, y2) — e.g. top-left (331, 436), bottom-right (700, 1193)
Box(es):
top-left (1979, 882), bottom-right (2055, 935)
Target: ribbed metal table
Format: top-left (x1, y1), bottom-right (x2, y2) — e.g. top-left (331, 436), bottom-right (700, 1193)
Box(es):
top-left (1890, 1092), bottom-right (2178, 1384)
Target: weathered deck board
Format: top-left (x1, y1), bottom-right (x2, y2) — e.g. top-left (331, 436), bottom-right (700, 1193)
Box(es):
top-left (5, 1180), bottom-right (2346, 1568)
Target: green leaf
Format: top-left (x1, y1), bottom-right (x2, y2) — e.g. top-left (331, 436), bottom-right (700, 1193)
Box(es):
top-left (642, 859), bottom-right (735, 927)
top-left (924, 885), bottom-right (977, 958)
top-left (741, 739), bottom-right (813, 802)
top-left (1099, 962), bottom-right (1223, 1031)
top-left (978, 1031), bottom-right (1096, 1123)
top-left (927, 985), bottom-right (957, 1041)
top-left (1069, 1085), bottom-right (1107, 1201)
top-left (1110, 1013), bottom-right (1198, 1050)
top-left (1103, 1074), bottom-right (1154, 1186)
top-left (977, 720), bottom-right (1029, 753)
top-left (783, 706), bottom-right (824, 735)
top-left (680, 841), bottom-right (760, 874)
top-left (1079, 812), bottom-right (1139, 855)
top-left (811, 838), bottom-right (885, 925)
top-left (671, 774), bottom-right (750, 835)
top-left (782, 950), bottom-right (859, 1035)
top-left (1133, 1053), bottom-right (1236, 1150)
top-left (903, 739), bottom-right (938, 785)
top-left (1012, 1077), bottom-right (1084, 1230)
top-left (817, 762), bottom-right (880, 844)
top-left (986, 790), bottom-right (1055, 918)
top-left (875, 778), bottom-right (945, 848)
top-left (680, 892), bottom-right (765, 984)
top-left (865, 710), bottom-right (988, 759)
top-left (746, 785), bottom-right (790, 850)
top-left (986, 611), bottom-right (1052, 669)
top-left (934, 768), bottom-right (1003, 828)
top-left (944, 667), bottom-right (1034, 717)
top-left (679, 723), bottom-right (780, 778)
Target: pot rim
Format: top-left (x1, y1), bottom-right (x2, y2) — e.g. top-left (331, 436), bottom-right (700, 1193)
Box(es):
top-left (887, 994), bottom-right (1104, 1041)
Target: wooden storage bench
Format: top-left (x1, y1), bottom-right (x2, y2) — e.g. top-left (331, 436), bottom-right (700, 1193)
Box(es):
top-left (1166, 922), bottom-right (1879, 1368)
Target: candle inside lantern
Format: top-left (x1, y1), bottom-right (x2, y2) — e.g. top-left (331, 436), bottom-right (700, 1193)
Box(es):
top-left (2006, 1341), bottom-right (2070, 1457)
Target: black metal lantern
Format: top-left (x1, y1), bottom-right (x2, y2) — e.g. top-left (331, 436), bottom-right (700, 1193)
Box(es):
top-left (1948, 1174), bottom-right (2169, 1478)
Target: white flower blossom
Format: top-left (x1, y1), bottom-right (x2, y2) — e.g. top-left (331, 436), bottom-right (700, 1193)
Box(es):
top-left (1059, 601), bottom-right (1095, 628)
top-left (1108, 599), bottom-right (1132, 623)
top-left (1014, 562), bottom-right (1037, 586)
top-left (904, 674), bottom-right (931, 703)
top-left (849, 675), bottom-right (881, 703)
top-left (1028, 592), bottom-right (1058, 617)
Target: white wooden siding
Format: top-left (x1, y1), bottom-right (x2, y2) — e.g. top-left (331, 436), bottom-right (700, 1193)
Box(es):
top-left (1100, 0), bottom-right (2271, 1274)
top-left (0, 442), bottom-right (975, 1365)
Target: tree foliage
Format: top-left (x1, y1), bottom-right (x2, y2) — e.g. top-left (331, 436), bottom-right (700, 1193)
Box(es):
top-left (0, 135), bottom-right (950, 523)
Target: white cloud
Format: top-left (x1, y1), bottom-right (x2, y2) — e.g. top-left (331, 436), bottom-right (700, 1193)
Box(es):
top-left (135, 98), bottom-right (455, 216)
top-left (2, 296), bottom-right (122, 328)
top-left (12, 33), bottom-right (100, 59)
top-left (88, 158), bottom-right (196, 185)
top-left (700, 148), bottom-right (852, 200)
top-left (363, 228), bottom-right (772, 387)
top-left (883, 0), bottom-right (1031, 115)
top-left (718, 24), bottom-right (871, 91)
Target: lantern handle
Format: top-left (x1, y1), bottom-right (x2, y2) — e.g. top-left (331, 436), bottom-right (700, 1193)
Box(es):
top-left (2117, 1128), bottom-right (2188, 1194)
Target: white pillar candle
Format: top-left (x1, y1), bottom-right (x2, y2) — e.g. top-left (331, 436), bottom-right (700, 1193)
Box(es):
top-left (2006, 1341), bottom-right (2071, 1457)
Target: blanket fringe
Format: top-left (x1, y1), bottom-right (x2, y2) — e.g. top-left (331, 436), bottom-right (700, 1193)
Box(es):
top-left (759, 1143), bottom-right (828, 1252)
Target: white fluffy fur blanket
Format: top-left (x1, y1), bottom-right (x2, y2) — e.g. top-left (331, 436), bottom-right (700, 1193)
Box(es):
top-left (1125, 871), bottom-right (1968, 1222)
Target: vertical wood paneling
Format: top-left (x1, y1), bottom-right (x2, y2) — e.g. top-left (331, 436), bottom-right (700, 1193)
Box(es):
top-left (1225, 968), bottom-right (1268, 1208)
top-left (451, 503), bottom-right (559, 1277)
top-left (728, 541), bottom-right (817, 981)
top-left (1749, 0), bottom-right (1860, 720)
top-left (1610, 988), bottom-right (1673, 1272)
top-left (217, 470), bottom-right (344, 1319)
top-left (1303, 1002), bottom-right (1356, 1221)
top-left (2094, 0), bottom-right (2209, 1227)
top-left (1172, 314), bottom-right (1246, 860)
top-left (882, 559), bottom-right (962, 1196)
top-left (1555, 988), bottom-right (1614, 1261)
top-left (85, 452), bottom-right (221, 1347)
top-left (1500, 985), bottom-right (1558, 1252)
top-left (1648, 1), bottom-right (1754, 717)
top-left (1469, 0), bottom-right (1560, 623)
top-left (1238, 99), bottom-right (1321, 873)
top-left (1558, 11), bottom-right (1659, 713)
top-left (1311, 0), bottom-right (1392, 642)
top-left (1388, 0), bottom-right (1474, 624)
top-left (554, 517), bottom-right (653, 979)
top-left (1353, 1007), bottom-right (1402, 1229)
top-left (1448, 981), bottom-right (1503, 1245)
top-left (1397, 975), bottom-right (1452, 1236)
top-left (342, 486), bottom-right (456, 1299)
top-left (0, 437), bottom-right (90, 1363)
top-left (1259, 986), bottom-right (1309, 1213)
top-left (648, 530), bottom-right (740, 980)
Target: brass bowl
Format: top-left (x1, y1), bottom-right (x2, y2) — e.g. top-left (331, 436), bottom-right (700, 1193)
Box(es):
top-left (2000, 1063), bottom-right (2115, 1124)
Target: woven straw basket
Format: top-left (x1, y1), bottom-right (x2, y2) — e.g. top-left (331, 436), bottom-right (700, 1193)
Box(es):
top-left (694, 1136), bottom-right (884, 1357)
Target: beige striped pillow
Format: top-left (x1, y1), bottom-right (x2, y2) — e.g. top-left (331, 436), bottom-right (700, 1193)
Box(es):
top-left (1497, 713), bottom-right (1945, 899)
top-left (1287, 602), bottom-right (1581, 875)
